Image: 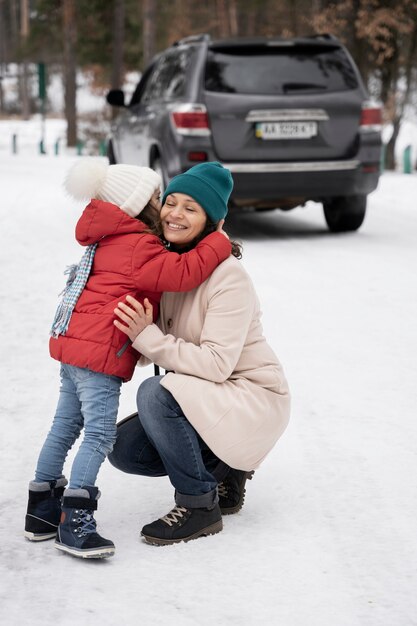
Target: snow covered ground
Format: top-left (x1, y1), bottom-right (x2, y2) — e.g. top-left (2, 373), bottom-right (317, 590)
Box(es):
top-left (0, 150), bottom-right (416, 626)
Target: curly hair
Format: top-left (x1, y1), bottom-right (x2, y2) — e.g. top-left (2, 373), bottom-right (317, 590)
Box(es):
top-left (138, 203), bottom-right (162, 233)
top-left (188, 220), bottom-right (242, 259)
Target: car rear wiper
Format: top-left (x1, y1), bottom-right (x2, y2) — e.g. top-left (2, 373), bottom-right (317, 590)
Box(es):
top-left (282, 82), bottom-right (327, 92)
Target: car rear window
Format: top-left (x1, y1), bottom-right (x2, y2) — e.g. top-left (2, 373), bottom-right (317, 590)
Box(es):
top-left (205, 45), bottom-right (358, 95)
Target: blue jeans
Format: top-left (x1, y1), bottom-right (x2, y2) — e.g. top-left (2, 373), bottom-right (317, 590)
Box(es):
top-left (109, 376), bottom-right (229, 509)
top-left (35, 364), bottom-right (121, 489)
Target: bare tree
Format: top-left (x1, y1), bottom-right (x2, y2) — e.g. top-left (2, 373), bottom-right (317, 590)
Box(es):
top-left (111, 0), bottom-right (125, 89)
top-left (0, 0), bottom-right (6, 112)
top-left (63, 0), bottom-right (77, 147)
top-left (384, 18), bottom-right (417, 168)
top-left (357, 1), bottom-right (417, 169)
top-left (143, 0), bottom-right (156, 68)
top-left (216, 0), bottom-right (229, 37)
top-left (20, 0), bottom-right (30, 119)
top-left (289, 0), bottom-right (299, 36)
top-left (312, 0), bottom-right (417, 169)
top-left (229, 0), bottom-right (239, 36)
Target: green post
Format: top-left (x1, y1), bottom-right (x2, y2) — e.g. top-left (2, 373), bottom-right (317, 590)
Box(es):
top-left (380, 144), bottom-right (386, 173)
top-left (38, 63), bottom-right (46, 101)
top-left (54, 138), bottom-right (60, 155)
top-left (99, 139), bottom-right (107, 156)
top-left (403, 145), bottom-right (412, 174)
top-left (38, 63), bottom-right (47, 154)
top-left (76, 141), bottom-right (84, 155)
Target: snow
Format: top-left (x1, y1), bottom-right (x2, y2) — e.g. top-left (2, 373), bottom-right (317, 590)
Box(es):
top-left (1, 64), bottom-right (140, 116)
top-left (1, 146), bottom-right (416, 626)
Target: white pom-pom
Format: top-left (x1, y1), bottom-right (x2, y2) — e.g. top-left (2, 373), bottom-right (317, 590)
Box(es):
top-left (64, 159), bottom-right (108, 200)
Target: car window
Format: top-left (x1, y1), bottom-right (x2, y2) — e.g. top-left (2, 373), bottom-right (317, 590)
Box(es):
top-left (142, 48), bottom-right (195, 103)
top-left (129, 64), bottom-right (155, 107)
top-left (205, 45), bottom-right (358, 95)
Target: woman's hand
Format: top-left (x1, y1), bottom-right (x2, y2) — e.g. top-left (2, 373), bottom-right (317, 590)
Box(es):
top-left (216, 219), bottom-right (229, 240)
top-left (114, 296), bottom-right (153, 342)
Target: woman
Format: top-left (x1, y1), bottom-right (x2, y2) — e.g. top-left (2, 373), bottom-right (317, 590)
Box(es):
top-left (110, 161), bottom-right (290, 545)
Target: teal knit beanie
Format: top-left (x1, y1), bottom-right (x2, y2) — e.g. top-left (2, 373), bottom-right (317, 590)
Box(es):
top-left (162, 162), bottom-right (233, 223)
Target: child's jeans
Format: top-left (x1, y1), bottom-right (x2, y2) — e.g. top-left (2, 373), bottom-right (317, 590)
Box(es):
top-left (35, 363), bottom-right (122, 489)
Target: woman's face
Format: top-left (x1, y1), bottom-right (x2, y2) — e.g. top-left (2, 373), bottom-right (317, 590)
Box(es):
top-left (160, 193), bottom-right (207, 247)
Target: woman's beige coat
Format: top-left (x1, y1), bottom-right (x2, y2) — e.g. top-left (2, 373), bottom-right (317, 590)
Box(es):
top-left (133, 256), bottom-right (290, 471)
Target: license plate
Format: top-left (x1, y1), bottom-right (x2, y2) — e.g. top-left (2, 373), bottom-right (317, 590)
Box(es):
top-left (256, 121), bottom-right (318, 140)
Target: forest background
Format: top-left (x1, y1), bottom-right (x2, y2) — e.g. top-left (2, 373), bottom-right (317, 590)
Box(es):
top-left (1, 0), bottom-right (417, 169)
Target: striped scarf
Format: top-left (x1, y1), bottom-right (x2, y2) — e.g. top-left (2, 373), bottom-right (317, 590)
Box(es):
top-left (50, 244), bottom-right (98, 338)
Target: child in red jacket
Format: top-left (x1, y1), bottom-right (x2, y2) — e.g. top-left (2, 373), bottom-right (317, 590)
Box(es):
top-left (25, 159), bottom-right (232, 559)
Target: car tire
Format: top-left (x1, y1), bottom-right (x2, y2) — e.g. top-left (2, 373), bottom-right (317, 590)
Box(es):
top-left (107, 139), bottom-right (117, 165)
top-left (323, 195), bottom-right (367, 232)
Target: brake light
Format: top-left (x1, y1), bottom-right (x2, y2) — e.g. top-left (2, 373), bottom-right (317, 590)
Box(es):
top-left (171, 104), bottom-right (211, 136)
top-left (188, 151), bottom-right (208, 162)
top-left (360, 102), bottom-right (382, 130)
top-left (173, 112), bottom-right (209, 128)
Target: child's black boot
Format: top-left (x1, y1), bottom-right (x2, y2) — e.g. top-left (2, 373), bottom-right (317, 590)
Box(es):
top-left (25, 477), bottom-right (67, 541)
top-left (55, 486), bottom-right (115, 559)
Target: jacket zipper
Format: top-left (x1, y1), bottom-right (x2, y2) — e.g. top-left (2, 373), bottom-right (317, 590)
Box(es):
top-left (116, 339), bottom-right (131, 358)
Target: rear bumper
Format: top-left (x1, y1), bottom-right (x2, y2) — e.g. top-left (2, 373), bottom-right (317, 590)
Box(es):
top-left (225, 159), bottom-right (360, 173)
top-left (174, 130), bottom-right (382, 207)
top-left (222, 159), bottom-right (380, 206)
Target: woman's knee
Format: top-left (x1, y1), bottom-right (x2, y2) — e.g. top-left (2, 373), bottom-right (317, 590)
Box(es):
top-left (108, 443), bottom-right (130, 473)
top-left (108, 413), bottom-right (148, 474)
top-left (136, 376), bottom-right (168, 419)
top-left (108, 428), bottom-right (166, 477)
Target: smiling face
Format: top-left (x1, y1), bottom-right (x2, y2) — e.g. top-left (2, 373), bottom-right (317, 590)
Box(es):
top-left (160, 193), bottom-right (207, 247)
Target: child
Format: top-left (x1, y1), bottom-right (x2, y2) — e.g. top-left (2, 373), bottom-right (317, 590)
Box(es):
top-left (25, 159), bottom-right (232, 559)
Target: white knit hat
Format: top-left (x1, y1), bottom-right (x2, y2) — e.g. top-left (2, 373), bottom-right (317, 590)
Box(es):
top-left (64, 159), bottom-right (162, 217)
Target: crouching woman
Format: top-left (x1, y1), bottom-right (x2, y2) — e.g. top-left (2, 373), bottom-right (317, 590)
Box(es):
top-left (110, 162), bottom-right (291, 545)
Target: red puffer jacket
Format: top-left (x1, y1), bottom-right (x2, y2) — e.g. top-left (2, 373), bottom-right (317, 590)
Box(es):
top-left (49, 199), bottom-right (231, 381)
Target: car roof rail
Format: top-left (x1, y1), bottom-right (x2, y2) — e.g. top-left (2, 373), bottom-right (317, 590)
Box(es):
top-left (173, 33), bottom-right (211, 46)
top-left (305, 33), bottom-right (340, 42)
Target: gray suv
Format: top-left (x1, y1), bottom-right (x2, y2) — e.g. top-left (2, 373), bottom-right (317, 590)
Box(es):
top-left (106, 34), bottom-right (382, 232)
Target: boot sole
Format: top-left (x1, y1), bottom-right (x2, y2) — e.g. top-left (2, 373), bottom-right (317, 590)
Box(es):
top-left (24, 530), bottom-right (57, 541)
top-left (220, 471), bottom-right (255, 515)
top-left (141, 519), bottom-right (223, 546)
top-left (25, 514), bottom-right (59, 540)
top-left (54, 541), bottom-right (115, 559)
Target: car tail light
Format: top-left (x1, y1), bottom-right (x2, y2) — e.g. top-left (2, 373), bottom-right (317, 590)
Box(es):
top-left (171, 104), bottom-right (211, 136)
top-left (362, 164), bottom-right (379, 173)
top-left (188, 151), bottom-right (208, 162)
top-left (360, 102), bottom-right (382, 131)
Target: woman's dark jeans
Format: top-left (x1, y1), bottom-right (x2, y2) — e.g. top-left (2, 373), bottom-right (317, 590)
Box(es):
top-left (108, 376), bottom-right (229, 509)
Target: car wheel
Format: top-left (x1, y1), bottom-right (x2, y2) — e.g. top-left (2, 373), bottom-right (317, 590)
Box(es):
top-left (323, 195), bottom-right (367, 232)
top-left (151, 156), bottom-right (168, 191)
top-left (107, 139), bottom-right (117, 165)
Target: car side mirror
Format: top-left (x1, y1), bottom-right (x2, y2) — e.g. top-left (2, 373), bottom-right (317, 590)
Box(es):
top-left (106, 89), bottom-right (125, 107)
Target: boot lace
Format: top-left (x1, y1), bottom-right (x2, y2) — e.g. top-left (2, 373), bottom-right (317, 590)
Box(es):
top-left (73, 508), bottom-right (96, 537)
top-left (161, 505), bottom-right (188, 527)
top-left (218, 482), bottom-right (228, 498)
